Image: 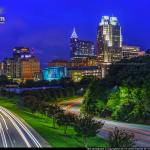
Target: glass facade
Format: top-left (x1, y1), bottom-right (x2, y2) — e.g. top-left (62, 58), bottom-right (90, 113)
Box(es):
top-left (97, 16), bottom-right (122, 63)
top-left (70, 28), bottom-right (94, 60)
top-left (43, 67), bottom-right (68, 81)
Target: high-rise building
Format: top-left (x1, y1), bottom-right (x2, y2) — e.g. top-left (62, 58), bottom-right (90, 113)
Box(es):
top-left (3, 58), bottom-right (21, 81)
top-left (96, 16), bottom-right (122, 63)
top-left (3, 47), bottom-right (40, 82)
top-left (21, 56), bottom-right (40, 81)
top-left (68, 28), bottom-right (100, 80)
top-left (70, 28), bottom-right (95, 61)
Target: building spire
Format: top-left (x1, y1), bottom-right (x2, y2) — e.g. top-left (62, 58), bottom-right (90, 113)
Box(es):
top-left (71, 27), bottom-right (78, 39)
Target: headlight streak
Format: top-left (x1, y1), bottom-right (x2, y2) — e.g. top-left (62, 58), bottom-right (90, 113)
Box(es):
top-left (0, 107), bottom-right (31, 147)
top-left (0, 122), bottom-right (7, 147)
top-left (0, 106), bottom-right (42, 148)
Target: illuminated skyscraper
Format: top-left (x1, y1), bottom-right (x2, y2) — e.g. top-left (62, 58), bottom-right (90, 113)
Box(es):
top-left (70, 28), bottom-right (95, 61)
top-left (96, 16), bottom-right (122, 63)
top-left (3, 47), bottom-right (40, 82)
top-left (21, 56), bottom-right (40, 81)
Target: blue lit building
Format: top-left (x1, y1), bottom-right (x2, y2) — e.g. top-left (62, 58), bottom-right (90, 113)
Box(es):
top-left (43, 67), bottom-right (68, 81)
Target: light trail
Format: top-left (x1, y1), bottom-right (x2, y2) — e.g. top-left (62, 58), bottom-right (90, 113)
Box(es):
top-left (0, 107), bottom-right (42, 148)
top-left (0, 108), bottom-right (31, 147)
top-left (0, 123), bottom-right (7, 147)
top-left (0, 114), bottom-right (8, 130)
top-left (63, 99), bottom-right (150, 147)
top-left (0, 113), bottom-right (14, 147)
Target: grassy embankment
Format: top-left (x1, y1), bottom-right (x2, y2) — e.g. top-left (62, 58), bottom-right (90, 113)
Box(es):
top-left (0, 96), bottom-right (109, 148)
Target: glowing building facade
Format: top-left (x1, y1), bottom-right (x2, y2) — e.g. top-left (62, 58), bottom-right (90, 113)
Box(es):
top-left (97, 16), bottom-right (122, 63)
top-left (43, 67), bottom-right (68, 81)
top-left (21, 57), bottom-right (40, 81)
top-left (122, 45), bottom-right (141, 59)
top-left (70, 28), bottom-right (95, 61)
top-left (3, 47), bottom-right (40, 82)
top-left (69, 66), bottom-right (101, 82)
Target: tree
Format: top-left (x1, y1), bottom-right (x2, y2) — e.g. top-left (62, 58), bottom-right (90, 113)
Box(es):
top-left (22, 95), bottom-right (37, 108)
top-left (38, 102), bottom-right (49, 115)
top-left (30, 100), bottom-right (39, 114)
top-left (74, 115), bottom-right (104, 147)
top-left (47, 104), bottom-right (64, 128)
top-left (82, 56), bottom-right (150, 124)
top-left (0, 75), bottom-right (10, 86)
top-left (56, 112), bottom-right (76, 136)
top-left (22, 95), bottom-right (40, 114)
top-left (108, 127), bottom-right (135, 147)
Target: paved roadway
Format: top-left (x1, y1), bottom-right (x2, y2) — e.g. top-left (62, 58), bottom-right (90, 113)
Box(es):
top-left (0, 106), bottom-right (50, 148)
top-left (61, 98), bottom-right (150, 147)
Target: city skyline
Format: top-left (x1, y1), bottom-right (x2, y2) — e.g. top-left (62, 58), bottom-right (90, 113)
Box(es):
top-left (0, 0), bottom-right (150, 67)
top-left (0, 1), bottom-right (150, 148)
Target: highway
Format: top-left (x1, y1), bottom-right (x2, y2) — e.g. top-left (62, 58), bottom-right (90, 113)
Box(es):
top-left (61, 98), bottom-right (150, 147)
top-left (0, 106), bottom-right (50, 148)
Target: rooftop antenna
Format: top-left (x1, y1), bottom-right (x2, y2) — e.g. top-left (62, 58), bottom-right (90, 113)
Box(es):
top-left (71, 27), bottom-right (78, 39)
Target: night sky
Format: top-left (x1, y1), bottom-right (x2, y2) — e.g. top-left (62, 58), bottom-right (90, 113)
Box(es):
top-left (0, 0), bottom-right (150, 67)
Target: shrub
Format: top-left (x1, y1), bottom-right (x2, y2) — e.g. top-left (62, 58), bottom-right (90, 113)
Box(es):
top-left (108, 127), bottom-right (135, 147)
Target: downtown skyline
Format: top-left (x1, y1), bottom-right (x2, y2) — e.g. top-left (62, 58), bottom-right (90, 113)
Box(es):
top-left (0, 0), bottom-right (150, 67)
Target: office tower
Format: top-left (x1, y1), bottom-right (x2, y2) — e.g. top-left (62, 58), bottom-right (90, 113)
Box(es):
top-left (21, 56), bottom-right (40, 81)
top-left (3, 47), bottom-right (40, 82)
top-left (3, 58), bottom-right (21, 81)
top-left (96, 16), bottom-right (122, 63)
top-left (70, 28), bottom-right (95, 60)
top-left (13, 47), bottom-right (31, 59)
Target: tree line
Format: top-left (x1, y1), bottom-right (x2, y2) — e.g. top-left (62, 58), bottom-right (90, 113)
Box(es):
top-left (19, 95), bottom-right (135, 148)
top-left (82, 56), bottom-right (150, 124)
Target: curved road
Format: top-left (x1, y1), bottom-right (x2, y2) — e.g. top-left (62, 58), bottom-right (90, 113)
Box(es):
top-left (61, 98), bottom-right (150, 147)
top-left (0, 106), bottom-right (50, 148)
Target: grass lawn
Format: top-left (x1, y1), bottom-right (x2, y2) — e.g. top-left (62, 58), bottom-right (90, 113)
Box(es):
top-left (0, 96), bottom-right (109, 148)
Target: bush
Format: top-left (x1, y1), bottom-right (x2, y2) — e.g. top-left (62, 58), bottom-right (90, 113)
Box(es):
top-left (108, 127), bottom-right (135, 147)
